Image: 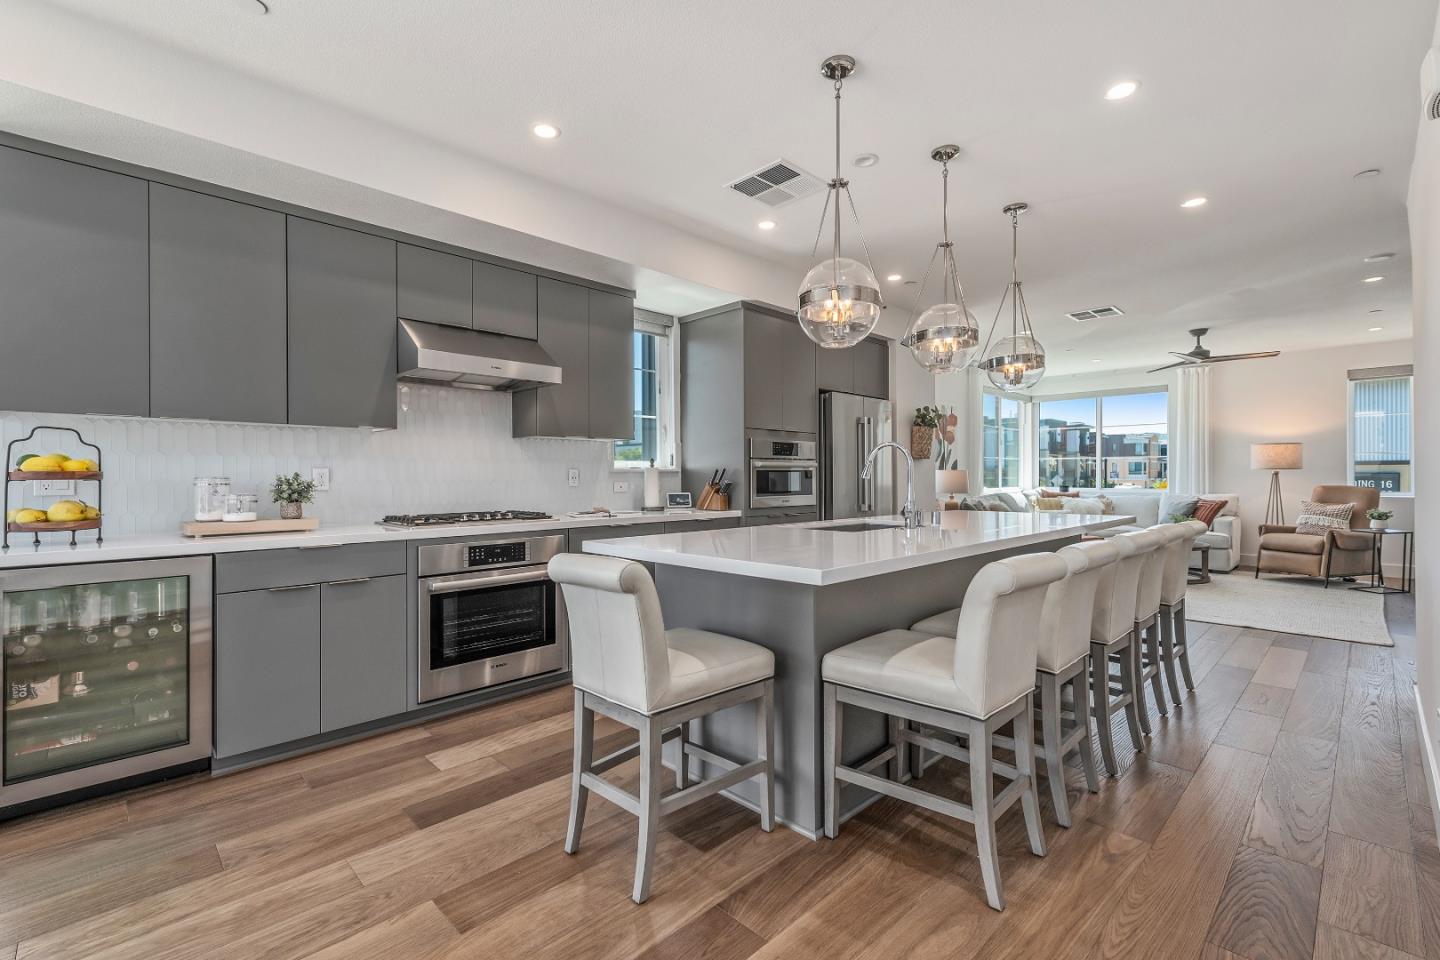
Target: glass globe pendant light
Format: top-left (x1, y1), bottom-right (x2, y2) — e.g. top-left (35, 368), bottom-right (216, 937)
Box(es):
top-left (977, 202), bottom-right (1046, 391)
top-left (900, 145), bottom-right (979, 373)
top-left (796, 54), bottom-right (884, 349)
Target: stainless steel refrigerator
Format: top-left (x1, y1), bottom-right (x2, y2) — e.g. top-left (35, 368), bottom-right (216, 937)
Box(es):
top-left (820, 391), bottom-right (894, 520)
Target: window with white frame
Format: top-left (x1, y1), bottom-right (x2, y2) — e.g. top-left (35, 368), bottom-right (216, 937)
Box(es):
top-left (1348, 366), bottom-right (1412, 495)
top-left (981, 391), bottom-right (1023, 490)
top-left (614, 310), bottom-right (679, 469)
top-left (1035, 389), bottom-right (1168, 490)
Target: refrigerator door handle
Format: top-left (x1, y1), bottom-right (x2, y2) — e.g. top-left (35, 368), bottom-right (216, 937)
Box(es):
top-left (855, 417), bottom-right (868, 514)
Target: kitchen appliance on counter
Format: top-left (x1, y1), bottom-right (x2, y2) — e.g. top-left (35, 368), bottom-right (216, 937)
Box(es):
top-left (747, 432), bottom-right (818, 511)
top-left (379, 510), bottom-right (552, 529)
top-left (416, 534), bottom-right (566, 703)
top-left (1, 557), bottom-right (212, 819)
top-left (820, 392), bottom-right (894, 520)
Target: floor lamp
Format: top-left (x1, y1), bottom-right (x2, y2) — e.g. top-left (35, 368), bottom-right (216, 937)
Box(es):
top-left (1251, 442), bottom-right (1303, 526)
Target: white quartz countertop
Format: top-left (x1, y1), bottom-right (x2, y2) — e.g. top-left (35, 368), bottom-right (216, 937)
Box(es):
top-left (0, 510), bottom-right (742, 570)
top-left (583, 511), bottom-right (1133, 586)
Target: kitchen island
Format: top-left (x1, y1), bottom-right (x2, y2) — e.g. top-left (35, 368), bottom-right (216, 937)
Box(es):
top-left (584, 510), bottom-right (1131, 836)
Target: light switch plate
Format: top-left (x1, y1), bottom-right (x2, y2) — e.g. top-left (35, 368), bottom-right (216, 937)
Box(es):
top-left (568, 468), bottom-right (580, 488)
top-left (33, 479), bottom-right (75, 497)
top-left (311, 467), bottom-right (331, 491)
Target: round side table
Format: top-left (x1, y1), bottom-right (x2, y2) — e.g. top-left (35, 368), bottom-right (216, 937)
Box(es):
top-left (1350, 528), bottom-right (1414, 595)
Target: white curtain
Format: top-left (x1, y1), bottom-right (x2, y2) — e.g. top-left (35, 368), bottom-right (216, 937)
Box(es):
top-left (1171, 366), bottom-right (1211, 495)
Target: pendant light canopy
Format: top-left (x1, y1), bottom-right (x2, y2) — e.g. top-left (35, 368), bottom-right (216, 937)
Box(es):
top-left (796, 55), bottom-right (883, 350)
top-left (900, 145), bottom-right (979, 374)
top-left (978, 202), bottom-right (1046, 391)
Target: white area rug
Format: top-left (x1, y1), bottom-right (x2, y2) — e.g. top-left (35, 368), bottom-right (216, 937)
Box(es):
top-left (1187, 573), bottom-right (1393, 646)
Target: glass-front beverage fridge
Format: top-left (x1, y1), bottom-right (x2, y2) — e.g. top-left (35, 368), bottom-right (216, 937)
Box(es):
top-left (1, 557), bottom-right (211, 818)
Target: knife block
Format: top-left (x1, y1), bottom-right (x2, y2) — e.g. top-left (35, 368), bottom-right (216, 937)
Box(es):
top-left (696, 483), bottom-right (730, 511)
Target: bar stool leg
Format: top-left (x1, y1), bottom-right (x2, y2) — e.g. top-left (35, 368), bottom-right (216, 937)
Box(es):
top-left (968, 716), bottom-right (1004, 911)
top-left (1073, 671), bottom-right (1100, 793)
top-left (1013, 694), bottom-right (1047, 857)
top-left (1130, 630), bottom-right (1153, 735)
top-left (823, 683), bottom-right (841, 840)
top-left (1038, 672), bottom-right (1070, 827)
top-left (1145, 623), bottom-right (1168, 717)
top-left (758, 680), bottom-right (775, 832)
top-left (1176, 603), bottom-right (1196, 691)
top-left (633, 717), bottom-right (663, 904)
top-left (887, 714), bottom-right (904, 782)
top-left (676, 720), bottom-right (691, 790)
top-left (1118, 641), bottom-right (1146, 752)
top-left (1159, 610), bottom-right (1183, 705)
top-left (1090, 641), bottom-right (1119, 777)
top-left (564, 689), bottom-right (593, 855)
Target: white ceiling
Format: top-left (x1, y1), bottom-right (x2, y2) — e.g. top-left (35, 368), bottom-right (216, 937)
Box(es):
top-left (14, 0), bottom-right (1440, 374)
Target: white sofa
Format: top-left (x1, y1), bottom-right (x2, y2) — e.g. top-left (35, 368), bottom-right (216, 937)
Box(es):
top-left (1067, 489), bottom-right (1242, 573)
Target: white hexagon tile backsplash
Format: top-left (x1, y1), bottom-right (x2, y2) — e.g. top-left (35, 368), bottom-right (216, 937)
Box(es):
top-left (2, 384), bottom-right (665, 536)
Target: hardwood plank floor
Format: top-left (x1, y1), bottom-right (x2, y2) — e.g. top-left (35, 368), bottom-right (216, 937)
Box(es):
top-left (1, 610), bottom-right (1433, 960)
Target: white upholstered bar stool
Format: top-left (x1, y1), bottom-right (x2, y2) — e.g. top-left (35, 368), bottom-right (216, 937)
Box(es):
top-left (547, 554), bottom-right (776, 904)
top-left (1159, 519), bottom-right (1209, 703)
top-left (1089, 533), bottom-right (1149, 776)
top-left (1129, 526), bottom-right (1176, 734)
top-left (822, 553), bottom-right (1070, 911)
top-left (910, 540), bottom-right (1119, 827)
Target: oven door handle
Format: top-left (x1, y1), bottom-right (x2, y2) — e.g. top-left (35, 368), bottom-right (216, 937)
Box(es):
top-left (425, 568), bottom-right (551, 594)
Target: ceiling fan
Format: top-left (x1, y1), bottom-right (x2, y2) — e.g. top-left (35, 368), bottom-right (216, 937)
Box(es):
top-left (1146, 327), bottom-right (1280, 373)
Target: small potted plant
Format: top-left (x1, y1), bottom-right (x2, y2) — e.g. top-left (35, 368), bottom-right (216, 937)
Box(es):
top-left (271, 472), bottom-right (317, 520)
top-left (912, 406), bottom-right (941, 460)
top-left (1366, 507), bottom-right (1393, 531)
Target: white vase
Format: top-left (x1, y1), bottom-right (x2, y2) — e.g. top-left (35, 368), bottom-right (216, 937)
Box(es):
top-left (1370, 518), bottom-right (1387, 530)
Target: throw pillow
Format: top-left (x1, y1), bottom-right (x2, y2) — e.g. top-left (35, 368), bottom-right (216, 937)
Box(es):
top-left (1192, 498), bottom-right (1227, 528)
top-left (1165, 497), bottom-right (1199, 521)
top-left (1294, 500), bottom-right (1354, 536)
top-left (1033, 497), bottom-right (1065, 511)
top-left (1039, 489), bottom-right (1080, 498)
top-left (1094, 494), bottom-right (1116, 515)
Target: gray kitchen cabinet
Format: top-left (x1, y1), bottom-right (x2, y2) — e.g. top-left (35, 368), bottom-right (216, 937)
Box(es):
top-left (588, 289), bottom-right (636, 441)
top-left (149, 184), bottom-right (287, 424)
top-left (779, 316), bottom-right (818, 432)
top-left (566, 525), bottom-right (637, 553)
top-left (215, 584), bottom-right (322, 757)
top-left (514, 278), bottom-right (590, 438)
top-left (815, 344), bottom-right (854, 394)
top-left (320, 574), bottom-right (407, 731)
top-left (472, 260), bottom-right (538, 339)
top-left (287, 217), bottom-right (399, 429)
top-left (397, 243), bottom-right (471, 329)
top-left (853, 338), bottom-right (889, 399)
top-left (0, 145), bottom-right (149, 417)
top-left (743, 311), bottom-right (784, 432)
top-left (664, 518), bottom-right (741, 533)
top-left (744, 510), bottom-right (818, 527)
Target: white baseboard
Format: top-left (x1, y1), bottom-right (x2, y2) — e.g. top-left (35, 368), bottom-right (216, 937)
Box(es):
top-left (1415, 684), bottom-right (1440, 852)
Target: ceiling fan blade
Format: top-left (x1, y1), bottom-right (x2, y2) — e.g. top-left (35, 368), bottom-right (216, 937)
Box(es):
top-left (1168, 351), bottom-right (1200, 361)
top-left (1146, 360), bottom-right (1191, 373)
top-left (1201, 351), bottom-right (1281, 363)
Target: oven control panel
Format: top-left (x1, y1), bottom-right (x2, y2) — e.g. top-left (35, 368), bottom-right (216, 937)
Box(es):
top-left (466, 542), bottom-right (528, 568)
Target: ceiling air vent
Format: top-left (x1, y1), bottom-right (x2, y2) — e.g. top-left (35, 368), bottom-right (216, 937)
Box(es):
top-left (1066, 305), bottom-right (1126, 323)
top-left (727, 159), bottom-right (826, 208)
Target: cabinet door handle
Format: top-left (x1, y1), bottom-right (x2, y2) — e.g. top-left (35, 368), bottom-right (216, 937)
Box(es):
top-left (298, 543), bottom-right (345, 550)
top-left (266, 584), bottom-right (316, 593)
top-left (328, 577), bottom-right (372, 586)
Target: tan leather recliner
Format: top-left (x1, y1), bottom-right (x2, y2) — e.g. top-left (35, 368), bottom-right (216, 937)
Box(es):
top-left (1255, 484), bottom-right (1379, 586)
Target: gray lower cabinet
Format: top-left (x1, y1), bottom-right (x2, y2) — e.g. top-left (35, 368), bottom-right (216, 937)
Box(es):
top-left (664, 518), bottom-right (740, 533)
top-left (397, 243), bottom-right (471, 329)
top-left (0, 145), bottom-right (149, 417)
top-left (514, 278), bottom-right (590, 438)
top-left (587, 289), bottom-right (635, 441)
top-left (287, 217), bottom-right (399, 429)
top-left (744, 510), bottom-right (818, 527)
top-left (215, 584), bottom-right (322, 758)
top-left (472, 260), bottom-right (538, 339)
top-left (149, 184), bottom-right (287, 423)
top-left (853, 338), bottom-right (889, 399)
top-left (320, 575), bottom-right (407, 732)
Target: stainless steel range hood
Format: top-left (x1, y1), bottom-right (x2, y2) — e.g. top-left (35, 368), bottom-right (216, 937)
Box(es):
top-left (397, 318), bottom-right (562, 391)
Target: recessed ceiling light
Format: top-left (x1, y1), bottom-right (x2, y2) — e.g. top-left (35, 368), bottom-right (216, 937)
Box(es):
top-left (886, 273), bottom-right (902, 283)
top-left (1369, 326), bottom-right (1384, 332)
top-left (757, 220), bottom-right (776, 231)
top-left (1363, 275), bottom-right (1385, 283)
top-left (1180, 196), bottom-right (1207, 209)
top-left (1104, 80), bottom-right (1139, 101)
top-left (1091, 358), bottom-right (1103, 363)
top-left (1353, 168), bottom-right (1382, 179)
top-left (852, 153), bottom-right (879, 168)
top-left (531, 123), bottom-right (560, 140)
top-left (1364, 252), bottom-right (1395, 263)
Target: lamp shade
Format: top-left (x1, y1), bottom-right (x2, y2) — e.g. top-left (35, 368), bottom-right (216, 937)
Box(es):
top-left (937, 469), bottom-right (970, 496)
top-left (1250, 442), bottom-right (1303, 470)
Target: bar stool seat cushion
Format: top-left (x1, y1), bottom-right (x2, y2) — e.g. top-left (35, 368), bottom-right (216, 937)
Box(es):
top-left (656, 628), bottom-right (775, 712)
top-left (824, 629), bottom-right (1002, 717)
top-left (910, 609), bottom-right (960, 640)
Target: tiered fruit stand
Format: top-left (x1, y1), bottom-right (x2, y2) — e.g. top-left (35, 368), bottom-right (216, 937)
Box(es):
top-left (3, 427), bottom-right (104, 550)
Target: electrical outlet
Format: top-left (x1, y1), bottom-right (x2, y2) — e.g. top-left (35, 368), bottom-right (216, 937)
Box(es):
top-left (311, 467), bottom-right (331, 492)
top-left (568, 468), bottom-right (580, 488)
top-left (613, 480), bottom-right (629, 493)
top-left (32, 479), bottom-right (75, 497)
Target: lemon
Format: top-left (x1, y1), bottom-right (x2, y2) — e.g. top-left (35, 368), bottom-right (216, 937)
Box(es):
top-left (46, 453), bottom-right (69, 462)
top-left (83, 506), bottom-right (100, 521)
top-left (20, 455), bottom-right (66, 472)
top-left (14, 452), bottom-right (40, 469)
top-left (60, 459), bottom-right (94, 473)
top-left (14, 509), bottom-right (48, 524)
top-left (46, 501), bottom-right (86, 522)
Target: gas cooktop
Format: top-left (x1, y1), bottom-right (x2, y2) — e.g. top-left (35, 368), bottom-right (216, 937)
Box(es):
top-left (378, 510), bottom-right (552, 528)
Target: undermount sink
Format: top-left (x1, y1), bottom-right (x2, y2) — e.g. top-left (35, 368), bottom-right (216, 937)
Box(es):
top-left (811, 522), bottom-right (905, 533)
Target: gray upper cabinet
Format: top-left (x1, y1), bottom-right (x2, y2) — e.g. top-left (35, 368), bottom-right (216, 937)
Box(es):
top-left (320, 575), bottom-right (407, 732)
top-left (149, 185), bottom-right (287, 424)
top-left (743, 311), bottom-right (784, 432)
top-left (779, 316), bottom-right (818, 432)
top-left (853, 338), bottom-right (889, 399)
top-left (815, 343), bottom-right (854, 394)
top-left (473, 260), bottom-right (538, 339)
top-left (0, 146), bottom-right (149, 417)
top-left (287, 217), bottom-right (398, 429)
top-left (514, 278), bottom-right (590, 438)
top-left (397, 243), bottom-right (470, 329)
top-left (587, 289), bottom-right (635, 441)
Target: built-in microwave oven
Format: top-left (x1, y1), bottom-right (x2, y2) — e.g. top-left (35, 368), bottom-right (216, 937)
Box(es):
top-left (747, 433), bottom-right (818, 510)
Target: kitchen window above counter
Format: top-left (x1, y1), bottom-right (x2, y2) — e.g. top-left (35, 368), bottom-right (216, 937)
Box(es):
top-left (614, 310), bottom-right (679, 470)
